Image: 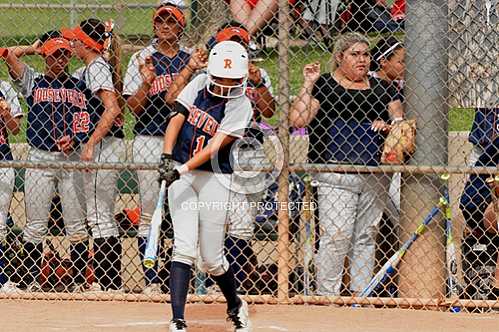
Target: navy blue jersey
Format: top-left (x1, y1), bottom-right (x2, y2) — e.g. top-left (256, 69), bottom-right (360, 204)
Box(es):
top-left (14, 66), bottom-right (92, 152)
top-left (0, 81), bottom-right (23, 160)
top-left (73, 56), bottom-right (124, 139)
top-left (309, 74), bottom-right (398, 165)
top-left (123, 45), bottom-right (191, 136)
top-left (460, 140), bottom-right (499, 230)
top-left (469, 108), bottom-right (498, 150)
top-left (172, 74), bottom-right (252, 173)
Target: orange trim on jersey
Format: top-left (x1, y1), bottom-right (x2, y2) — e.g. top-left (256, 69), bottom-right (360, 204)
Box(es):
top-left (61, 26), bottom-right (104, 52)
top-left (153, 5), bottom-right (186, 27)
top-left (215, 27), bottom-right (250, 45)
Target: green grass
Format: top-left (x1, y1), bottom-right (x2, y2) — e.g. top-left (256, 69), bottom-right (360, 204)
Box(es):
top-left (0, 0), bottom-right (158, 42)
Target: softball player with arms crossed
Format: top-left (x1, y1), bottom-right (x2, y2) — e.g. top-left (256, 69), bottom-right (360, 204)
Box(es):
top-left (1, 32), bottom-right (91, 292)
top-left (123, 3), bottom-right (207, 294)
top-left (159, 40), bottom-right (252, 331)
top-left (0, 65), bottom-right (22, 291)
top-left (63, 18), bottom-right (125, 292)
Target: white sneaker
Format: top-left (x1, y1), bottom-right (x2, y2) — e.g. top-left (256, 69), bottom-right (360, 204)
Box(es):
top-left (70, 282), bottom-right (89, 293)
top-left (206, 284), bottom-right (221, 295)
top-left (0, 281), bottom-right (21, 293)
top-left (143, 283), bottom-right (162, 296)
top-left (85, 282), bottom-right (103, 293)
top-left (106, 287), bottom-right (125, 294)
top-left (227, 299), bottom-right (251, 332)
top-left (26, 282), bottom-right (43, 292)
top-left (169, 318), bottom-right (187, 332)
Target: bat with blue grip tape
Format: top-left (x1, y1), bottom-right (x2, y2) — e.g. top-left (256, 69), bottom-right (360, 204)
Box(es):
top-left (359, 192), bottom-right (447, 297)
top-left (143, 180), bottom-right (167, 269)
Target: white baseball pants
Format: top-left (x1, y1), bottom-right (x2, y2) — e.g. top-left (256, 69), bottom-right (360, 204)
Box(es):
top-left (84, 137), bottom-right (125, 239)
top-left (168, 169), bottom-right (231, 276)
top-left (23, 147), bottom-right (87, 244)
top-left (315, 172), bottom-right (388, 295)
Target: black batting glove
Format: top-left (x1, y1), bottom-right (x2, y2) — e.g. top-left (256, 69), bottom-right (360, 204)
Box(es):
top-left (158, 153), bottom-right (174, 182)
top-left (161, 169), bottom-right (180, 188)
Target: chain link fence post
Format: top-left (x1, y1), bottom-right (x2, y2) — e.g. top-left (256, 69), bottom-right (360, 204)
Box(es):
top-left (398, 0), bottom-right (449, 300)
top-left (276, 0), bottom-right (291, 304)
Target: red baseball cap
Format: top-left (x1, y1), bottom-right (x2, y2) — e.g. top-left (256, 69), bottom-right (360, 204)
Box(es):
top-left (153, 5), bottom-right (186, 27)
top-left (61, 26), bottom-right (104, 52)
top-left (40, 38), bottom-right (72, 56)
top-left (215, 26), bottom-right (250, 45)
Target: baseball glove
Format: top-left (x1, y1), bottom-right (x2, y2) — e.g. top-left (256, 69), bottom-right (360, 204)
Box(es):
top-left (381, 119), bottom-right (417, 164)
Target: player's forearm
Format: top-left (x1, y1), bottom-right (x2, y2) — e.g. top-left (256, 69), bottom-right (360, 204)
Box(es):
top-left (87, 110), bottom-right (118, 146)
top-left (163, 113), bottom-right (185, 154)
top-left (165, 66), bottom-right (194, 105)
top-left (183, 134), bottom-right (235, 171)
top-left (253, 87), bottom-right (275, 118)
top-left (9, 45), bottom-right (38, 58)
top-left (2, 48), bottom-right (27, 81)
top-left (2, 112), bottom-right (20, 134)
top-left (87, 92), bottom-right (122, 147)
top-left (126, 82), bottom-right (152, 115)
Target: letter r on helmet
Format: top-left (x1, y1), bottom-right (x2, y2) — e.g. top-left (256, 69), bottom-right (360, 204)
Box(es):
top-left (224, 58), bottom-right (232, 69)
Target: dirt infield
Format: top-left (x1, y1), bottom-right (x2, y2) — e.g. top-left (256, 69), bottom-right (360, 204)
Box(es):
top-left (0, 300), bottom-right (497, 332)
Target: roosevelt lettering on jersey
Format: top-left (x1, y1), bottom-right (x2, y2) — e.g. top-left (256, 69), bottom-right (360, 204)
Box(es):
top-left (33, 88), bottom-right (87, 109)
top-left (148, 73), bottom-right (178, 96)
top-left (187, 105), bottom-right (220, 137)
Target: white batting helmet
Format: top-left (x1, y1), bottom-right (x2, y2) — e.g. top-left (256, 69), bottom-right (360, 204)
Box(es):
top-left (207, 40), bottom-right (248, 99)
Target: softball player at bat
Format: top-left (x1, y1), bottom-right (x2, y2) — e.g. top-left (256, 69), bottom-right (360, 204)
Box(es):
top-left (1, 32), bottom-right (91, 292)
top-left (0, 72), bottom-right (23, 291)
top-left (123, 3), bottom-right (207, 295)
top-left (159, 41), bottom-right (252, 331)
top-left (63, 18), bottom-right (125, 292)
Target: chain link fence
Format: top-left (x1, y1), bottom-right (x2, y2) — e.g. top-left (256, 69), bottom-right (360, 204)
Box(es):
top-left (0, 0), bottom-right (497, 314)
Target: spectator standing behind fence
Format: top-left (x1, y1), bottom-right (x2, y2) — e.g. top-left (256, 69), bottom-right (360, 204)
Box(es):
top-left (0, 65), bottom-right (22, 291)
top-left (369, 36), bottom-right (405, 101)
top-left (289, 32), bottom-right (404, 296)
top-left (1, 32), bottom-right (91, 292)
top-left (62, 19), bottom-right (125, 292)
top-left (369, 36), bottom-right (405, 222)
top-left (123, 3), bottom-right (207, 296)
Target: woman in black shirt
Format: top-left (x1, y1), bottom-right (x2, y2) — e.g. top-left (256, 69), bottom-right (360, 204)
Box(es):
top-left (290, 32), bottom-right (403, 296)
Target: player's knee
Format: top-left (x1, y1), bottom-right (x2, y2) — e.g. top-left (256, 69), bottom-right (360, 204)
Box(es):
top-left (90, 221), bottom-right (119, 239)
top-left (172, 252), bottom-right (195, 266)
top-left (23, 222), bottom-right (47, 244)
top-left (202, 257), bottom-right (230, 277)
top-left (67, 228), bottom-right (89, 243)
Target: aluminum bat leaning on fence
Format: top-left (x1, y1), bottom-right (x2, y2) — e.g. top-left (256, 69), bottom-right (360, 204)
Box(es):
top-left (359, 183), bottom-right (450, 298)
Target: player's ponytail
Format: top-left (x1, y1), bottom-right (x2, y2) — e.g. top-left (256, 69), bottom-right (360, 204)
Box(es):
top-left (104, 22), bottom-right (125, 110)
